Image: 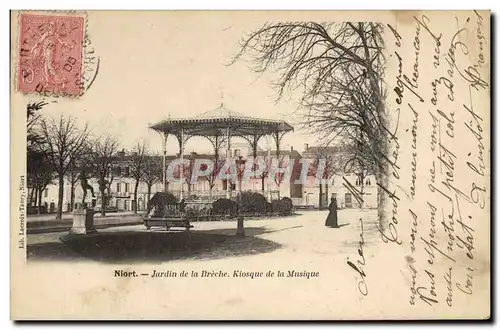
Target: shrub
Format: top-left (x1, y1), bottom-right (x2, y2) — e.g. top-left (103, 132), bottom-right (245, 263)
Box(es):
top-left (212, 198), bottom-right (237, 216)
top-left (265, 202), bottom-right (273, 215)
top-left (279, 197), bottom-right (293, 215)
top-left (184, 207), bottom-right (199, 219)
top-left (271, 200), bottom-right (281, 215)
top-left (238, 191), bottom-right (267, 215)
top-left (148, 192), bottom-right (178, 217)
top-left (269, 197), bottom-right (294, 216)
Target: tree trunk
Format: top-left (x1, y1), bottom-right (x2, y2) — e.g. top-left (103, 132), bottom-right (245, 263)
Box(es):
top-left (318, 181), bottom-right (323, 209)
top-left (33, 188), bottom-right (38, 208)
top-left (100, 186), bottom-right (106, 216)
top-left (57, 173), bottom-right (64, 220)
top-left (325, 180), bottom-right (329, 206)
top-left (376, 167), bottom-right (388, 227)
top-left (29, 187), bottom-right (35, 206)
top-left (146, 184), bottom-right (152, 212)
top-left (37, 188), bottom-right (42, 214)
top-left (360, 182), bottom-right (365, 209)
top-left (261, 176), bottom-right (265, 192)
top-left (360, 173), bottom-right (365, 209)
top-left (133, 179), bottom-right (140, 214)
top-left (70, 181), bottom-right (76, 212)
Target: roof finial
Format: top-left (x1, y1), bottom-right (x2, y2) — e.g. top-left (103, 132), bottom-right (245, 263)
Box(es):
top-left (220, 92), bottom-right (224, 107)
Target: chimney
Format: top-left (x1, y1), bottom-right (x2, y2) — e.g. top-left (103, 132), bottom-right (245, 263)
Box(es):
top-left (290, 146), bottom-right (294, 152)
top-left (304, 143), bottom-right (309, 152)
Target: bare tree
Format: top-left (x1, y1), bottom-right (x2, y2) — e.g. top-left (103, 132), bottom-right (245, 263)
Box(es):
top-left (90, 135), bottom-right (119, 216)
top-left (200, 135), bottom-right (225, 201)
top-left (307, 151), bottom-right (334, 209)
top-left (233, 22), bottom-right (388, 214)
top-left (129, 141), bottom-right (147, 213)
top-left (272, 155), bottom-right (288, 200)
top-left (142, 155), bottom-right (162, 211)
top-left (67, 142), bottom-right (93, 212)
top-left (307, 152), bottom-right (337, 209)
top-left (342, 140), bottom-right (376, 208)
top-left (203, 155), bottom-right (225, 201)
top-left (104, 170), bottom-right (116, 209)
top-left (174, 157), bottom-right (196, 198)
top-left (27, 100), bottom-right (47, 150)
top-left (29, 151), bottom-right (55, 213)
top-left (258, 155), bottom-right (271, 194)
top-left (39, 115), bottom-right (90, 219)
top-left (27, 100), bottom-right (51, 209)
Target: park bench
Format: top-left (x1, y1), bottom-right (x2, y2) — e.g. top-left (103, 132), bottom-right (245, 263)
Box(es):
top-left (143, 205), bottom-right (193, 231)
top-left (144, 216), bottom-right (193, 231)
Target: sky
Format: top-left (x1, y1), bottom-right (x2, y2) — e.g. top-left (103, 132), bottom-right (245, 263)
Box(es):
top-left (32, 11), bottom-right (338, 156)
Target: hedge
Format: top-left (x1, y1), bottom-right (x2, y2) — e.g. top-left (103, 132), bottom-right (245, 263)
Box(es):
top-left (148, 191), bottom-right (179, 217)
top-left (212, 198), bottom-right (238, 216)
top-left (238, 191), bottom-right (267, 214)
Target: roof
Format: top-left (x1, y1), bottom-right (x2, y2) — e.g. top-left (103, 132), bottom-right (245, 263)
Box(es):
top-left (302, 145), bottom-right (354, 156)
top-left (195, 104), bottom-right (256, 121)
top-left (112, 149), bottom-right (302, 166)
top-left (149, 103), bottom-right (294, 137)
top-left (256, 149), bottom-right (302, 158)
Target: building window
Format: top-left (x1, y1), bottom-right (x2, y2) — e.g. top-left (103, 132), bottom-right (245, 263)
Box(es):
top-left (44, 189), bottom-right (48, 197)
top-left (117, 183), bottom-right (121, 192)
top-left (116, 167), bottom-right (122, 176)
top-left (125, 183), bottom-right (129, 192)
top-left (366, 178), bottom-right (371, 186)
top-left (125, 166), bottom-right (130, 176)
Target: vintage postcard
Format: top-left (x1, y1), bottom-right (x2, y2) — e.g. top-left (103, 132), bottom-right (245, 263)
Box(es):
top-left (10, 10), bottom-right (490, 320)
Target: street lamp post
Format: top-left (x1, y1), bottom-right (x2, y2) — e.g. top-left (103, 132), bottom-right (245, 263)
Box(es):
top-left (265, 135), bottom-right (272, 202)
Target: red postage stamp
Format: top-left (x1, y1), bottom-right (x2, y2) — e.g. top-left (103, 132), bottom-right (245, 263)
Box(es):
top-left (17, 13), bottom-right (85, 96)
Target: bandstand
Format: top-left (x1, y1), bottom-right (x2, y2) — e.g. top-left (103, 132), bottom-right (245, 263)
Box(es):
top-left (149, 102), bottom-right (294, 201)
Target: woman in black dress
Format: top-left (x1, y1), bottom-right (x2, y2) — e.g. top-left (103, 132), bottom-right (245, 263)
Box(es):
top-left (325, 197), bottom-right (339, 228)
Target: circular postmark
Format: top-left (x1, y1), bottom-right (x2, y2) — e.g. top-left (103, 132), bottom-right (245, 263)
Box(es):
top-left (79, 23), bottom-right (100, 94)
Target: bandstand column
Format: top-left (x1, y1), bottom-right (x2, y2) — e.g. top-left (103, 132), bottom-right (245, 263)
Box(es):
top-left (243, 133), bottom-right (261, 195)
top-left (272, 123), bottom-right (286, 201)
top-left (179, 129), bottom-right (185, 200)
top-left (266, 135), bottom-right (272, 201)
top-left (225, 127), bottom-right (232, 199)
top-left (163, 132), bottom-right (169, 192)
top-left (275, 137), bottom-right (281, 200)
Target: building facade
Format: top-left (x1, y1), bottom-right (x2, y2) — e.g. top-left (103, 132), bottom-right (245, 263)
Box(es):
top-left (299, 144), bottom-right (378, 209)
top-left (34, 144), bottom-right (377, 214)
